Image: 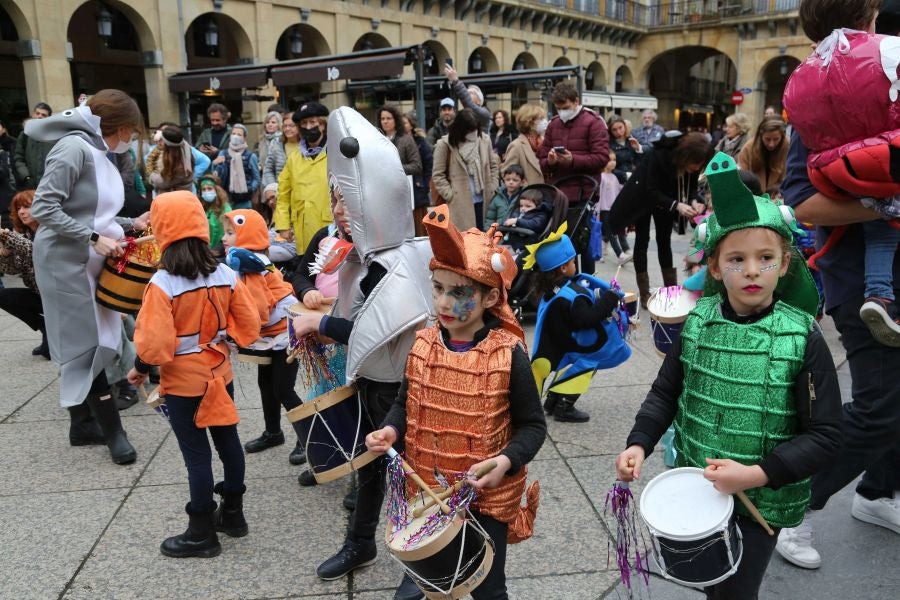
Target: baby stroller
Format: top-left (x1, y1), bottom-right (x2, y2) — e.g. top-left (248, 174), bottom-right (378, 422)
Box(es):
top-left (553, 174), bottom-right (601, 273)
top-left (498, 183), bottom-right (570, 321)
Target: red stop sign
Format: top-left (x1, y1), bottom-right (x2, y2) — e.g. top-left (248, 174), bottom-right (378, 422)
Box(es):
top-left (731, 90), bottom-right (744, 105)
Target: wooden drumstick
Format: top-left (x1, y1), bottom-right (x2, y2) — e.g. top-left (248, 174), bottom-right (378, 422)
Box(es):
top-left (136, 383), bottom-right (148, 402)
top-left (118, 235), bottom-right (155, 248)
top-left (736, 490), bottom-right (775, 536)
top-left (386, 448), bottom-right (452, 515)
top-left (412, 460), bottom-right (498, 518)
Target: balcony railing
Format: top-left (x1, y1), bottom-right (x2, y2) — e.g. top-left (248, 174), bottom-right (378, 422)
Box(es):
top-left (529, 0), bottom-right (799, 27)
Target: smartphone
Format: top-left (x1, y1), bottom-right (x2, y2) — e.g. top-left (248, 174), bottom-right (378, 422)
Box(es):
top-left (553, 146), bottom-right (566, 153)
top-left (445, 58), bottom-right (453, 67)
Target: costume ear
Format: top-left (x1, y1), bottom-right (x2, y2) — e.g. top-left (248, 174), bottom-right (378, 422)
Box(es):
top-left (423, 205), bottom-right (468, 269)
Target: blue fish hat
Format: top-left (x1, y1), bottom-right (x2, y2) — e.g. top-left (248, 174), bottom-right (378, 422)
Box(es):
top-left (523, 222), bottom-right (577, 272)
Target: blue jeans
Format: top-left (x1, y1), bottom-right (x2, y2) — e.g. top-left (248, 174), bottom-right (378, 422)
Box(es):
top-left (862, 219), bottom-right (900, 300)
top-left (166, 383), bottom-right (245, 512)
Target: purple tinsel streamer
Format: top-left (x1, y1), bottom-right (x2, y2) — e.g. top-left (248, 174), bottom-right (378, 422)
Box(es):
top-left (604, 481), bottom-right (650, 596)
top-left (386, 454), bottom-right (410, 531)
top-left (609, 278), bottom-right (629, 340)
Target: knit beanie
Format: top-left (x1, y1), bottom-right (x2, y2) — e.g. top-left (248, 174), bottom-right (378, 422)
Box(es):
top-left (151, 190), bottom-right (210, 252)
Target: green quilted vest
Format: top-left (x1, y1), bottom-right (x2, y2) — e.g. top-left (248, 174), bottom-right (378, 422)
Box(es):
top-left (674, 296), bottom-right (813, 528)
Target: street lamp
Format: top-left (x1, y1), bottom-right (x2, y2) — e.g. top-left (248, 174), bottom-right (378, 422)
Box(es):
top-left (779, 58), bottom-right (789, 77)
top-left (290, 28), bottom-right (303, 56)
top-left (204, 19), bottom-right (219, 53)
top-left (360, 38), bottom-right (375, 51)
top-left (513, 58), bottom-right (525, 71)
top-left (471, 52), bottom-right (483, 73)
top-left (97, 5), bottom-right (113, 40)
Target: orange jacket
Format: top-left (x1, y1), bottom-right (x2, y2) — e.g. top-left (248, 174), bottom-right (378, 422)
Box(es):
top-left (134, 264), bottom-right (260, 426)
top-left (239, 265), bottom-right (296, 340)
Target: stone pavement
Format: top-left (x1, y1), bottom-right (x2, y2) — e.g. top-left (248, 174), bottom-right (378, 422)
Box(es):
top-left (1, 232), bottom-right (898, 600)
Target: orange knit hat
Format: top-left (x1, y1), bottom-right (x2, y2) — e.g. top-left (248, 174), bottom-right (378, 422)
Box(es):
top-left (423, 205), bottom-right (524, 342)
top-left (151, 190), bottom-right (210, 252)
top-left (224, 209), bottom-right (269, 251)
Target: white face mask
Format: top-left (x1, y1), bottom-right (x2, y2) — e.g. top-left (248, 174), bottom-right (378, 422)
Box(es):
top-left (230, 134), bottom-right (243, 146)
top-left (109, 138), bottom-right (131, 154)
top-left (201, 190), bottom-right (217, 203)
top-left (535, 118), bottom-right (549, 135)
top-left (557, 106), bottom-right (580, 123)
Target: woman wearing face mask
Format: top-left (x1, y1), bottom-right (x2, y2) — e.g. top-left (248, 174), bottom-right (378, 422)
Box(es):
top-left (146, 126), bottom-right (196, 195)
top-left (262, 114), bottom-right (299, 208)
top-left (501, 103), bottom-right (546, 185)
top-left (197, 174), bottom-right (231, 257)
top-left (27, 89), bottom-right (148, 465)
top-left (212, 123), bottom-right (259, 210)
top-left (255, 110), bottom-right (282, 170)
top-left (737, 117), bottom-right (788, 198)
top-left (275, 102), bottom-right (331, 251)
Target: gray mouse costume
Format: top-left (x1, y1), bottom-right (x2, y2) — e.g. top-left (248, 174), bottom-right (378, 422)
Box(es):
top-left (27, 102), bottom-right (137, 464)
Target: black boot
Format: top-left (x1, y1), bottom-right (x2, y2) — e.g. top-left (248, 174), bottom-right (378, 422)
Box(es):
top-left (343, 487), bottom-right (358, 511)
top-left (316, 536), bottom-right (377, 580)
top-left (32, 328), bottom-right (50, 359)
top-left (554, 395), bottom-right (590, 423)
top-left (213, 482), bottom-right (248, 538)
top-left (662, 267), bottom-right (678, 288)
top-left (394, 572), bottom-right (425, 600)
top-left (114, 379), bottom-right (138, 411)
top-left (289, 422), bottom-right (307, 465)
top-left (85, 391), bottom-right (137, 464)
top-left (298, 469), bottom-right (318, 487)
top-left (160, 502), bottom-right (222, 558)
top-left (636, 272), bottom-right (651, 309)
top-left (244, 430), bottom-right (285, 453)
top-left (542, 392), bottom-right (561, 416)
top-left (67, 403), bottom-right (104, 446)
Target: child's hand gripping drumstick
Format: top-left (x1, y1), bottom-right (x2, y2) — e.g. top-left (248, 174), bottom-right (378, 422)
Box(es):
top-left (412, 460), bottom-right (498, 518)
top-left (735, 491), bottom-right (775, 536)
top-left (366, 427), bottom-right (452, 513)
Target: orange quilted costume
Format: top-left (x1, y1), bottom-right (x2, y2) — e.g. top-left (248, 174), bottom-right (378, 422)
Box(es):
top-left (403, 205), bottom-right (540, 544)
top-left (223, 209), bottom-right (296, 340)
top-left (134, 192), bottom-right (261, 427)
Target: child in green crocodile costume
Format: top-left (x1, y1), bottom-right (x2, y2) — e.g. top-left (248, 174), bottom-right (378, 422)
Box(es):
top-left (615, 152), bottom-right (843, 600)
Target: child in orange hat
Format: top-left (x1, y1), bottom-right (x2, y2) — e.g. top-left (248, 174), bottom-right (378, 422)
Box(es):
top-left (366, 205), bottom-right (546, 600)
top-left (220, 209), bottom-right (306, 465)
top-left (126, 191), bottom-right (261, 558)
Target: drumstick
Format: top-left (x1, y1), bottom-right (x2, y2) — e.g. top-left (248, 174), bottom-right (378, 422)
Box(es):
top-left (736, 490), bottom-right (775, 536)
top-left (117, 235), bottom-right (155, 248)
top-left (136, 383), bottom-right (148, 402)
top-left (612, 264), bottom-right (622, 285)
top-left (386, 447), bottom-right (452, 515)
top-left (412, 460), bottom-right (498, 518)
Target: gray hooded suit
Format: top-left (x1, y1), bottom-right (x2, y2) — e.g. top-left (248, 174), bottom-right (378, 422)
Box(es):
top-left (28, 105), bottom-right (129, 407)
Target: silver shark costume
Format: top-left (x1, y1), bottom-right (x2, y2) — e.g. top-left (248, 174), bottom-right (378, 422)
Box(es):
top-left (28, 104), bottom-right (129, 407)
top-left (326, 107), bottom-right (433, 383)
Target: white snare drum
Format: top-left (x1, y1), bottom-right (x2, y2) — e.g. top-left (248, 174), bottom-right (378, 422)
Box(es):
top-left (640, 467), bottom-right (743, 588)
top-left (647, 286), bottom-right (697, 357)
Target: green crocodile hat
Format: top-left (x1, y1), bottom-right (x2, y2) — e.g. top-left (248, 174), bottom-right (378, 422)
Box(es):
top-left (696, 152), bottom-right (820, 318)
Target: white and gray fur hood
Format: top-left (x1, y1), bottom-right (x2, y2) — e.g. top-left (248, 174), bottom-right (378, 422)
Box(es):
top-left (25, 104), bottom-right (107, 150)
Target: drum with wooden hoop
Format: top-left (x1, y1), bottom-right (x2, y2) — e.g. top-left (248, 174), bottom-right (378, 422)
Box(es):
top-left (144, 386), bottom-right (169, 421)
top-left (286, 385), bottom-right (375, 483)
top-left (235, 345), bottom-right (273, 365)
top-left (640, 467), bottom-right (743, 588)
top-left (95, 256), bottom-right (156, 315)
top-left (386, 493), bottom-right (495, 600)
top-left (647, 286), bottom-right (697, 357)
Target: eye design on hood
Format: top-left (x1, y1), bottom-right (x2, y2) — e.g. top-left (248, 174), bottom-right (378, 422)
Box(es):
top-left (233, 214), bottom-right (246, 226)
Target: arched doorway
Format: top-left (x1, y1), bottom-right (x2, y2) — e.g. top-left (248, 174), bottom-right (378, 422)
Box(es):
top-left (184, 13), bottom-right (254, 136)
top-left (585, 61), bottom-right (606, 91)
top-left (0, 2), bottom-right (26, 134)
top-left (353, 33), bottom-right (391, 52)
top-left (510, 52), bottom-right (539, 110)
top-left (645, 47), bottom-right (738, 130)
top-left (67, 2), bottom-right (149, 120)
top-left (275, 24), bottom-right (330, 111)
top-left (760, 56), bottom-right (801, 116)
top-left (615, 65), bottom-right (634, 93)
top-left (423, 41), bottom-right (450, 77)
top-left (553, 56), bottom-right (573, 67)
top-left (467, 47), bottom-right (498, 75)
top-left (512, 52), bottom-right (538, 71)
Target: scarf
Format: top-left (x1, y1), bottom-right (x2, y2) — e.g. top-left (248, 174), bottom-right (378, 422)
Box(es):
top-left (228, 137), bottom-right (249, 194)
top-left (525, 132), bottom-right (542, 152)
top-left (300, 138), bottom-right (326, 159)
top-left (456, 131), bottom-right (485, 195)
top-left (717, 133), bottom-right (746, 158)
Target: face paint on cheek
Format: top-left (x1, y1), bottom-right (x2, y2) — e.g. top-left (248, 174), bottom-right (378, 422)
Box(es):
top-left (450, 286), bottom-right (477, 322)
top-left (759, 262), bottom-right (780, 272)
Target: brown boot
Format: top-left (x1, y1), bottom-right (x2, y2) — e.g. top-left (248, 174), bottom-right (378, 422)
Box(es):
top-left (636, 272), bottom-right (651, 309)
top-left (662, 267), bottom-right (678, 288)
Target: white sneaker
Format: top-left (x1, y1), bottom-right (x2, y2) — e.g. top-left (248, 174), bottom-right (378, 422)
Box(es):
top-left (776, 514), bottom-right (821, 569)
top-left (851, 493), bottom-right (900, 533)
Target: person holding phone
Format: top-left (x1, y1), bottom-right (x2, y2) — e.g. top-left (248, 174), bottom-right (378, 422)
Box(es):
top-left (443, 62), bottom-right (491, 133)
top-left (538, 81), bottom-right (610, 274)
top-left (195, 103), bottom-right (232, 160)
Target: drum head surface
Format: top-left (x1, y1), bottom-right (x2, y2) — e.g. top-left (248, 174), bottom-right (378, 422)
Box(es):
top-left (640, 467), bottom-right (733, 540)
top-left (647, 287), bottom-right (696, 322)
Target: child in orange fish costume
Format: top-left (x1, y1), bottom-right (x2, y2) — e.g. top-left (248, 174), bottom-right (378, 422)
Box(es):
top-left (366, 204), bottom-right (546, 600)
top-left (127, 191), bottom-right (261, 559)
top-left (220, 209), bottom-right (306, 465)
